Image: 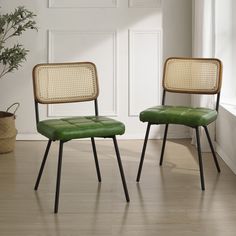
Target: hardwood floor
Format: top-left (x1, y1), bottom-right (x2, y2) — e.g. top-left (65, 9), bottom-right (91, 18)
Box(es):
top-left (0, 139), bottom-right (236, 235)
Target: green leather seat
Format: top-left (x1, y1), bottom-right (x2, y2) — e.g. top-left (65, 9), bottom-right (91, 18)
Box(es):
top-left (140, 106), bottom-right (217, 127)
top-left (37, 116), bottom-right (125, 141)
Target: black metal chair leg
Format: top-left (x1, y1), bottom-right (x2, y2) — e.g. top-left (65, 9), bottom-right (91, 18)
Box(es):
top-left (203, 126), bottom-right (221, 172)
top-left (159, 124), bottom-right (169, 166)
top-left (112, 136), bottom-right (130, 202)
top-left (54, 141), bottom-right (64, 214)
top-left (195, 127), bottom-right (205, 190)
top-left (91, 137), bottom-right (102, 182)
top-left (136, 123), bottom-right (151, 182)
top-left (34, 140), bottom-right (52, 190)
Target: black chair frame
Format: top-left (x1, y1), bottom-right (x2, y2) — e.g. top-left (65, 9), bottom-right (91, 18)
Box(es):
top-left (136, 90), bottom-right (221, 190)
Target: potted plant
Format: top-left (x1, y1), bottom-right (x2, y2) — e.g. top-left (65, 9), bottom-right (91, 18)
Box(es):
top-left (0, 6), bottom-right (37, 153)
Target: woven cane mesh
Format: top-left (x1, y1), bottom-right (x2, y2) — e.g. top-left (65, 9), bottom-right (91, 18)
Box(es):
top-left (163, 58), bottom-right (222, 94)
top-left (33, 62), bottom-right (99, 104)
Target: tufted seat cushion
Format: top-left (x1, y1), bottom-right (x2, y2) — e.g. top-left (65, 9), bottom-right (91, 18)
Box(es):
top-left (140, 105), bottom-right (218, 127)
top-left (37, 116), bottom-right (125, 141)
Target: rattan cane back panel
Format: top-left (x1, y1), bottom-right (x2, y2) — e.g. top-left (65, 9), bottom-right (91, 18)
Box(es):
top-left (33, 62), bottom-right (99, 104)
top-left (163, 58), bottom-right (222, 94)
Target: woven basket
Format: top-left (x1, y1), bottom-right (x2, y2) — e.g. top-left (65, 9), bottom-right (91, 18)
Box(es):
top-left (0, 103), bottom-right (19, 154)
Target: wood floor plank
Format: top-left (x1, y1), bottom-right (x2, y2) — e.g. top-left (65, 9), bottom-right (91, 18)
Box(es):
top-left (0, 139), bottom-right (236, 235)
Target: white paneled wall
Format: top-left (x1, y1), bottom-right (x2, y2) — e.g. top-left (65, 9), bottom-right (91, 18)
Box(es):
top-left (0, 0), bottom-right (192, 140)
top-left (128, 30), bottom-right (161, 116)
top-left (49, 0), bottom-right (118, 8)
top-left (48, 30), bottom-right (117, 117)
top-left (129, 0), bottom-right (161, 8)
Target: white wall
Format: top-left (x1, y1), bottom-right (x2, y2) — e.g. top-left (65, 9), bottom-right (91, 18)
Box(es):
top-left (216, 106), bottom-right (236, 174)
top-left (215, 0), bottom-right (236, 103)
top-left (215, 0), bottom-right (236, 174)
top-left (162, 0), bottom-right (192, 138)
top-left (0, 0), bottom-right (192, 140)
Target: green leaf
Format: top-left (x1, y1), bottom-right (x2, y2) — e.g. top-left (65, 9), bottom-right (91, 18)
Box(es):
top-left (0, 6), bottom-right (37, 79)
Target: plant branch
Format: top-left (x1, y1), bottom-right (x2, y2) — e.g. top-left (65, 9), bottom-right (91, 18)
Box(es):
top-left (0, 6), bottom-right (37, 79)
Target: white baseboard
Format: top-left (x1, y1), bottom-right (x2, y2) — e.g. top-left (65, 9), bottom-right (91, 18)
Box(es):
top-left (16, 130), bottom-right (190, 141)
top-left (216, 143), bottom-right (236, 175)
top-left (16, 133), bottom-right (47, 140)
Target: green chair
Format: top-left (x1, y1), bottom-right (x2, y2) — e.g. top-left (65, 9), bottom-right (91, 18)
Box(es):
top-left (33, 62), bottom-right (129, 213)
top-left (136, 57), bottom-right (223, 190)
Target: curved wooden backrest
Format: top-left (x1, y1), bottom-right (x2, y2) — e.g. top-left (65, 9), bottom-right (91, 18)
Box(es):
top-left (163, 58), bottom-right (222, 94)
top-left (33, 62), bottom-right (99, 104)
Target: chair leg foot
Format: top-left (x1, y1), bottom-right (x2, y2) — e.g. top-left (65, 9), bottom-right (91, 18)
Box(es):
top-left (203, 126), bottom-right (221, 172)
top-left (34, 140), bottom-right (52, 190)
top-left (112, 136), bottom-right (130, 202)
top-left (54, 141), bottom-right (64, 214)
top-left (91, 138), bottom-right (102, 182)
top-left (195, 127), bottom-right (205, 190)
top-left (159, 124), bottom-right (169, 166)
top-left (136, 123), bottom-right (151, 182)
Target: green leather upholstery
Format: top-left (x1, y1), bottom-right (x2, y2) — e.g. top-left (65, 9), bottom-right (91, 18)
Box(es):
top-left (37, 116), bottom-right (125, 141)
top-left (140, 105), bottom-right (218, 127)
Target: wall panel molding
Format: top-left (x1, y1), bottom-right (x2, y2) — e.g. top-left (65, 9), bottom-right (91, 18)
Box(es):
top-left (128, 29), bottom-right (162, 117)
top-left (48, 0), bottom-right (117, 8)
top-left (47, 30), bottom-right (118, 117)
top-left (129, 0), bottom-right (161, 8)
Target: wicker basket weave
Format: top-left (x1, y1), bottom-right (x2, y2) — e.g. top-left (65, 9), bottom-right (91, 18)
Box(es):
top-left (0, 103), bottom-right (19, 154)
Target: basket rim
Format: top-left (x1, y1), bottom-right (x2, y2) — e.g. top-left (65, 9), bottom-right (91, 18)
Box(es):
top-left (0, 111), bottom-right (15, 118)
